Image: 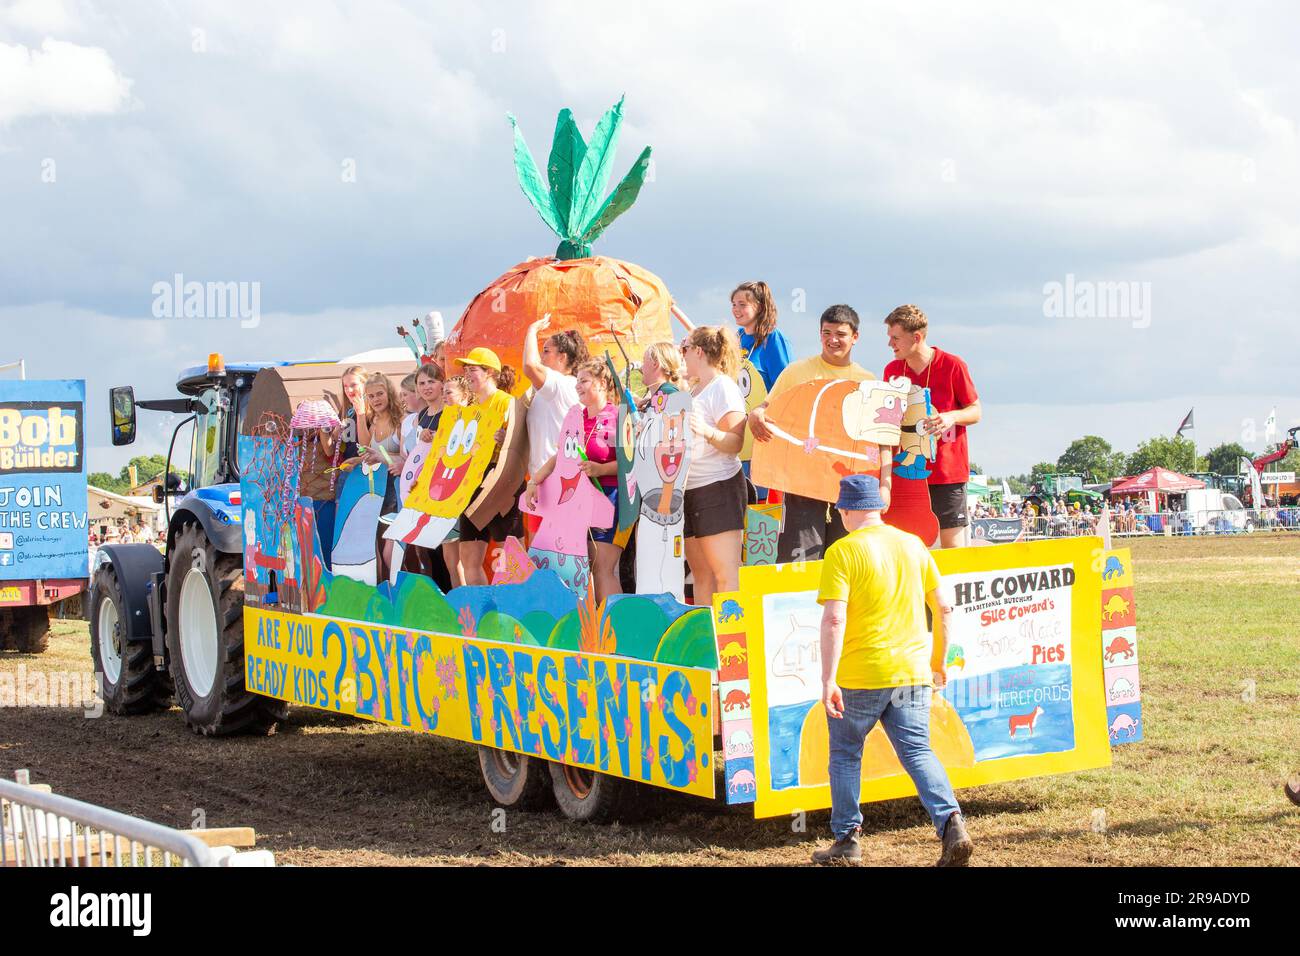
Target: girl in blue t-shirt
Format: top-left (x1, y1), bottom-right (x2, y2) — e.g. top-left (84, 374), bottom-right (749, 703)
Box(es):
top-left (732, 280), bottom-right (791, 392)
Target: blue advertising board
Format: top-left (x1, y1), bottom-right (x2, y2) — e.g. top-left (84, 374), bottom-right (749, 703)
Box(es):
top-left (0, 380), bottom-right (89, 580)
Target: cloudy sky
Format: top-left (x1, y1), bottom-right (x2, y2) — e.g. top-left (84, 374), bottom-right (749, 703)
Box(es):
top-left (2, 0), bottom-right (1297, 478)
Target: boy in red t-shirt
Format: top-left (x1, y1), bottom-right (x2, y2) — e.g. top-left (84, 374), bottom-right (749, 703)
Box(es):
top-left (882, 305), bottom-right (981, 548)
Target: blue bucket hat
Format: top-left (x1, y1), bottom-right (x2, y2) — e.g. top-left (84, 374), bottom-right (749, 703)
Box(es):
top-left (836, 474), bottom-right (885, 512)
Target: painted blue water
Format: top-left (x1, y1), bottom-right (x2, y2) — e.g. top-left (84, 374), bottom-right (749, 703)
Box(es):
top-left (945, 663), bottom-right (1076, 760)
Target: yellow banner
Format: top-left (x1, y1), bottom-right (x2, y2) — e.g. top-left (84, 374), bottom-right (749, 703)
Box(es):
top-left (243, 607), bottom-right (716, 798)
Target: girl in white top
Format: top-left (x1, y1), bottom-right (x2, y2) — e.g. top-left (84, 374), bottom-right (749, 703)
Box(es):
top-left (522, 313), bottom-right (589, 478)
top-left (681, 326), bottom-right (749, 610)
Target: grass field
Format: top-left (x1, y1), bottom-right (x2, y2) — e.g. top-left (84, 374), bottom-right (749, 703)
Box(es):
top-left (2, 534), bottom-right (1297, 866)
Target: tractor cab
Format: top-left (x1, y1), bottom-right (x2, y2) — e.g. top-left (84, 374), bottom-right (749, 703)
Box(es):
top-left (92, 350), bottom-right (415, 736)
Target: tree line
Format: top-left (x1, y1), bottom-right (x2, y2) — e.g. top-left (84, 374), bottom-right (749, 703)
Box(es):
top-left (992, 437), bottom-right (1300, 496)
top-left (89, 454), bottom-right (189, 496)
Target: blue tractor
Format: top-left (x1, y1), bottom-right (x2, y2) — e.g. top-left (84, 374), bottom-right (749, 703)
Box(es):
top-left (89, 355), bottom-right (290, 734)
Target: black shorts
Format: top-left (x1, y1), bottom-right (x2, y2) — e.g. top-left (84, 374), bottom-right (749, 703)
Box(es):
top-left (929, 482), bottom-right (969, 530)
top-left (683, 467), bottom-right (748, 538)
top-left (457, 495), bottom-right (525, 544)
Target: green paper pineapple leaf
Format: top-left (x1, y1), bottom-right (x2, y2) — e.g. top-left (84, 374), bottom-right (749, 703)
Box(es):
top-left (507, 96), bottom-right (653, 260)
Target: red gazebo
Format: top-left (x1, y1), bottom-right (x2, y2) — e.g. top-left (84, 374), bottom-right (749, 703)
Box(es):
top-left (1109, 467), bottom-right (1205, 495)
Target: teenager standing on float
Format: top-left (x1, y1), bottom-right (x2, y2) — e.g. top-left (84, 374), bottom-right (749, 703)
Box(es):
top-left (882, 305), bottom-right (981, 549)
top-left (732, 281), bottom-right (791, 393)
top-left (455, 348), bottom-right (526, 586)
top-left (749, 304), bottom-right (887, 562)
top-left (681, 327), bottom-right (749, 610)
top-left (336, 365), bottom-right (369, 459)
top-left (637, 341), bottom-right (684, 409)
top-left (525, 361), bottom-right (623, 602)
top-left (521, 313), bottom-right (586, 541)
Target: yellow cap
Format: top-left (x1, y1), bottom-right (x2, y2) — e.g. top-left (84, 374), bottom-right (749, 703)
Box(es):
top-left (456, 347), bottom-right (502, 372)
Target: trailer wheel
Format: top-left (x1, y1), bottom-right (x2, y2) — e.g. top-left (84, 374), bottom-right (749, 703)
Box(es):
top-left (477, 747), bottom-right (554, 810)
top-left (13, 606), bottom-right (50, 654)
top-left (547, 762), bottom-right (635, 823)
top-left (90, 563), bottom-right (172, 714)
top-left (165, 522), bottom-right (287, 735)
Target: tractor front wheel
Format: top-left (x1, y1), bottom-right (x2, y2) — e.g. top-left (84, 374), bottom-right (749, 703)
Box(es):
top-left (165, 523), bottom-right (287, 735)
top-left (90, 563), bottom-right (172, 713)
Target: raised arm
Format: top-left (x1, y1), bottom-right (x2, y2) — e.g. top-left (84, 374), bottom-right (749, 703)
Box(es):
top-left (522, 314), bottom-right (553, 391)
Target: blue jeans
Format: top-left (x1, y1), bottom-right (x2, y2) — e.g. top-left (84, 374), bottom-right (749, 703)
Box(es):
top-left (828, 685), bottom-right (961, 839)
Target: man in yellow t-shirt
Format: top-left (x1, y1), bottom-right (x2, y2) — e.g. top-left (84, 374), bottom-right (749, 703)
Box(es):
top-left (810, 474), bottom-right (973, 867)
top-left (748, 304), bottom-right (886, 562)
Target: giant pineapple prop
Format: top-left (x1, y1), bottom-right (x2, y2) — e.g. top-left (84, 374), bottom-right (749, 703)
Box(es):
top-left (445, 98), bottom-right (676, 395)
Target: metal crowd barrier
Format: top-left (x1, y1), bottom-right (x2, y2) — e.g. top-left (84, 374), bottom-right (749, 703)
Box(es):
top-left (0, 771), bottom-right (272, 867)
top-left (973, 507), bottom-right (1300, 541)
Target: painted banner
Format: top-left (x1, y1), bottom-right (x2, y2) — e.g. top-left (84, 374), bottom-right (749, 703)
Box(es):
top-left (244, 606), bottom-right (715, 797)
top-left (1100, 547), bottom-right (1142, 744)
top-left (0, 380), bottom-right (88, 580)
top-left (735, 537), bottom-right (1110, 819)
top-left (743, 503), bottom-right (782, 566)
top-left (713, 592), bottom-right (757, 803)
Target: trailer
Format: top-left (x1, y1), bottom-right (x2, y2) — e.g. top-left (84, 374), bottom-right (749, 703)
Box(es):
top-left (91, 354), bottom-right (1122, 822)
top-left (0, 379), bottom-right (89, 654)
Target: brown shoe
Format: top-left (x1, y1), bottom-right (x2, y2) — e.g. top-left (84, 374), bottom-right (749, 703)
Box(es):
top-left (936, 812), bottom-right (973, 867)
top-left (811, 828), bottom-right (862, 864)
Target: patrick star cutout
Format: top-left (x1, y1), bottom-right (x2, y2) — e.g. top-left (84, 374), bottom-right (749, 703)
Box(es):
top-left (520, 404), bottom-right (614, 592)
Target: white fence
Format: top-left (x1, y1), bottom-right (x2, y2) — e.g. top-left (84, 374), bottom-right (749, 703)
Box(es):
top-left (0, 770), bottom-right (272, 867)
top-left (974, 507), bottom-right (1300, 542)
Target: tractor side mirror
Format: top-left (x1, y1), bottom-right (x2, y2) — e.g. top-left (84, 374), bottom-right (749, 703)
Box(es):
top-left (110, 386), bottom-right (137, 446)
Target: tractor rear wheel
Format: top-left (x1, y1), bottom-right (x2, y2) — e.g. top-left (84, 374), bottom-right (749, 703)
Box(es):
top-left (165, 522), bottom-right (287, 735)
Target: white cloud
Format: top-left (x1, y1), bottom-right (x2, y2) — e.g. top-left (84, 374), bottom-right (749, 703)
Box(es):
top-left (2, 0), bottom-right (78, 35)
top-left (0, 37), bottom-right (131, 124)
top-left (3, 1), bottom-right (1300, 479)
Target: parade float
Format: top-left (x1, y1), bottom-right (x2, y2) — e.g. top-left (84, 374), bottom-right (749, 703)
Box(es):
top-left (90, 101), bottom-right (1138, 824)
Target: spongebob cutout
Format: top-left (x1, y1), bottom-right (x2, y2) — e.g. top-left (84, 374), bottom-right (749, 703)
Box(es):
top-left (751, 377), bottom-right (909, 503)
top-left (738, 359), bottom-right (768, 462)
top-left (882, 380), bottom-right (940, 546)
top-left (383, 400), bottom-right (507, 549)
top-left (632, 389), bottom-right (693, 602)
